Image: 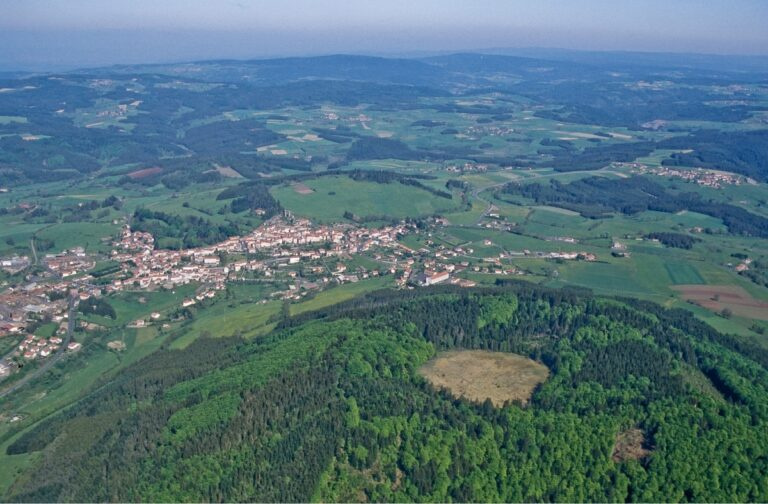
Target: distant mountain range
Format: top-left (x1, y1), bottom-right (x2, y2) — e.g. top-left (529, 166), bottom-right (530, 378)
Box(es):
top-left (74, 50), bottom-right (768, 91)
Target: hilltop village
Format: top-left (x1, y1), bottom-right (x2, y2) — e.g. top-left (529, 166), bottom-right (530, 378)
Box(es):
top-left (619, 162), bottom-right (754, 188)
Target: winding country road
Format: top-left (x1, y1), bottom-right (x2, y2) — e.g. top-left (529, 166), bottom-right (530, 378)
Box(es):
top-left (468, 166), bottom-right (627, 226)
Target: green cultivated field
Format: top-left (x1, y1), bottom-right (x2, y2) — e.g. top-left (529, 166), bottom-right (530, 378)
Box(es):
top-left (547, 256), bottom-right (673, 300)
top-left (83, 285), bottom-right (198, 328)
top-left (34, 222), bottom-right (116, 253)
top-left (271, 175), bottom-right (460, 222)
top-left (291, 276), bottom-right (393, 316)
top-left (664, 261), bottom-right (706, 285)
top-left (170, 298), bottom-right (282, 350)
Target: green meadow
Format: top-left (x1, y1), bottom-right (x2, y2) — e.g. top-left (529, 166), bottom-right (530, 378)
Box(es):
top-left (271, 175), bottom-right (461, 222)
top-left (664, 261), bottom-right (706, 285)
top-left (290, 276), bottom-right (393, 316)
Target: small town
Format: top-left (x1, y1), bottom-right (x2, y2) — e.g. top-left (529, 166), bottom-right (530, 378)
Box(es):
top-left (0, 212), bottom-right (605, 374)
top-left (618, 162), bottom-right (752, 188)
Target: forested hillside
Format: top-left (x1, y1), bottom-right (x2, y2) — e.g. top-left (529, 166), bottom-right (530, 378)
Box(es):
top-left (5, 284), bottom-right (768, 502)
top-left (499, 176), bottom-right (768, 237)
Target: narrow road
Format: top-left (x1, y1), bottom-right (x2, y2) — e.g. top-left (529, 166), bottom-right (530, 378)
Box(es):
top-left (0, 292), bottom-right (76, 400)
top-left (29, 237), bottom-right (38, 265)
top-left (468, 166), bottom-right (624, 226)
top-left (469, 179), bottom-right (516, 226)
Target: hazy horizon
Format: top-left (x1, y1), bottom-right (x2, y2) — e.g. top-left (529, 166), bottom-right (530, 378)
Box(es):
top-left (2, 0), bottom-right (767, 71)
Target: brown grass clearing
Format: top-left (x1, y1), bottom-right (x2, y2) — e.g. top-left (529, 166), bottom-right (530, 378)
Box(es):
top-left (612, 428), bottom-right (652, 463)
top-left (127, 167), bottom-right (163, 179)
top-left (418, 350), bottom-right (549, 407)
top-left (672, 284), bottom-right (768, 320)
top-left (213, 163), bottom-right (243, 178)
top-left (291, 183), bottom-right (315, 195)
top-left (558, 131), bottom-right (604, 139)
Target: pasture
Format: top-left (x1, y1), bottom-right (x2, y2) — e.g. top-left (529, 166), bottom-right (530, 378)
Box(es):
top-left (664, 261), bottom-right (705, 285)
top-left (290, 276), bottom-right (393, 316)
top-left (34, 222), bottom-right (116, 254)
top-left (271, 175), bottom-right (460, 222)
top-left (84, 285), bottom-right (197, 328)
top-left (170, 299), bottom-right (281, 350)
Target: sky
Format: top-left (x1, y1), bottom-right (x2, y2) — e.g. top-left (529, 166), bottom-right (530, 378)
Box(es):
top-left (1, 0), bottom-right (767, 70)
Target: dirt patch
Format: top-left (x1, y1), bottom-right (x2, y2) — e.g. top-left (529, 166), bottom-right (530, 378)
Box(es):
top-left (672, 284), bottom-right (768, 321)
top-left (558, 131), bottom-right (604, 140)
top-left (612, 428), bottom-right (652, 463)
top-left (127, 167), bottom-right (163, 179)
top-left (418, 350), bottom-right (549, 407)
top-left (534, 205), bottom-right (580, 216)
top-left (213, 163), bottom-right (243, 178)
top-left (292, 183), bottom-right (315, 195)
top-left (107, 340), bottom-right (127, 351)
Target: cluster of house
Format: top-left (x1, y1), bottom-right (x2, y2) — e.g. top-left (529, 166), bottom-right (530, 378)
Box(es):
top-left (463, 125), bottom-right (515, 139)
top-left (321, 111), bottom-right (371, 125)
top-left (612, 241), bottom-right (630, 258)
top-left (445, 162), bottom-right (489, 173)
top-left (545, 236), bottom-right (579, 244)
top-left (108, 218), bottom-right (412, 300)
top-left (110, 231), bottom-right (228, 293)
top-left (128, 311), bottom-right (164, 329)
top-left (0, 285), bottom-right (69, 337)
top-left (411, 270), bottom-right (451, 286)
top-left (0, 255), bottom-right (30, 274)
top-left (43, 248), bottom-right (96, 277)
top-left (16, 334), bottom-right (80, 360)
top-left (429, 237), bottom-right (596, 262)
top-left (735, 257), bottom-right (752, 273)
top-left (0, 209), bottom-right (598, 361)
top-left (540, 251), bottom-right (597, 261)
top-left (619, 162), bottom-right (749, 188)
top-left (0, 216), bottom-right (421, 347)
top-left (401, 236), bottom-right (599, 287)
